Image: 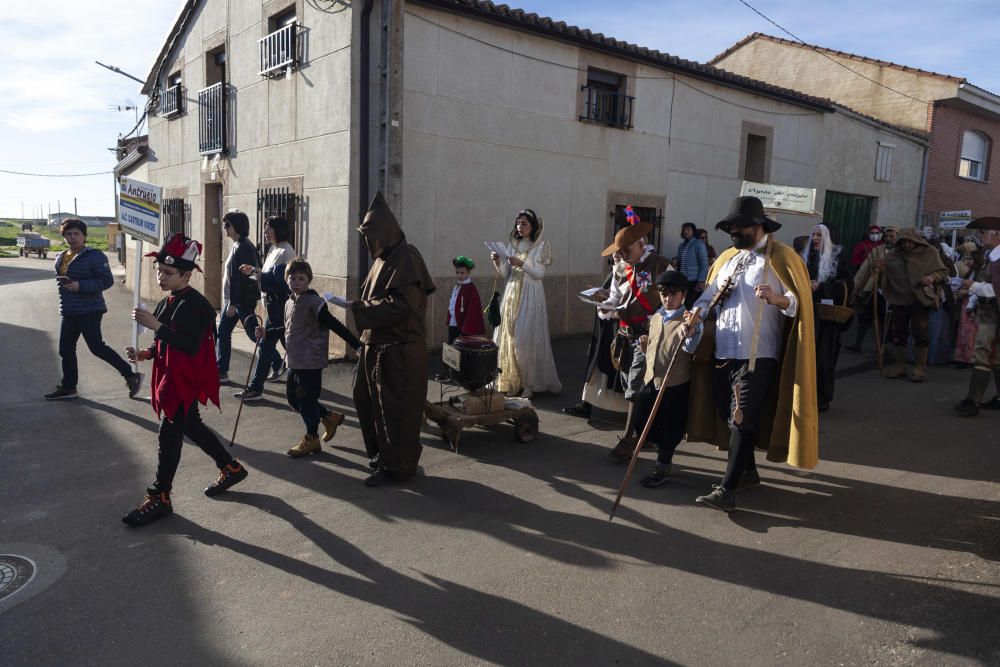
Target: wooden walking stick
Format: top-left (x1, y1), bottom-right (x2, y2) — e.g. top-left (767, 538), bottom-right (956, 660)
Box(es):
top-left (228, 315), bottom-right (262, 448)
top-left (871, 246), bottom-right (885, 376)
top-left (609, 279), bottom-right (732, 522)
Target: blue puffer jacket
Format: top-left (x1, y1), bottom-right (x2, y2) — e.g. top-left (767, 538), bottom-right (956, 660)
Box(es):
top-left (54, 246), bottom-right (115, 316)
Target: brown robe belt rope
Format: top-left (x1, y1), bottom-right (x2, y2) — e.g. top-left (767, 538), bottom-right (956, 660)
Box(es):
top-left (609, 277), bottom-right (733, 521)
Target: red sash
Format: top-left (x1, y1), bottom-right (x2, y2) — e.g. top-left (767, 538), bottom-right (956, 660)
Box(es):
top-left (620, 265), bottom-right (656, 326)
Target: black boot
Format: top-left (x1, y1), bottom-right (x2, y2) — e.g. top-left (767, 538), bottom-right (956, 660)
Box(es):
top-left (204, 461), bottom-right (248, 497)
top-left (122, 487), bottom-right (173, 527)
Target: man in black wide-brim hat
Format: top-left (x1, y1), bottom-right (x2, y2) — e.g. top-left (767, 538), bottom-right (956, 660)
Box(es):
top-left (685, 196), bottom-right (818, 512)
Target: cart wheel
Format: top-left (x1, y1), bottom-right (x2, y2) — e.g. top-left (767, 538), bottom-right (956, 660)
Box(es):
top-left (42, 252), bottom-right (47, 259)
top-left (513, 416), bottom-right (538, 443)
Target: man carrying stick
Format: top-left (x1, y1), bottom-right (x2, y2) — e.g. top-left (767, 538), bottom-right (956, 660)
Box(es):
top-left (685, 197), bottom-right (818, 513)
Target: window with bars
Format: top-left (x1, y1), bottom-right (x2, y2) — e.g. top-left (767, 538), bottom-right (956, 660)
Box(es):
top-left (256, 187), bottom-right (302, 262)
top-left (580, 68), bottom-right (634, 130)
top-left (161, 72), bottom-right (183, 117)
top-left (612, 204), bottom-right (662, 254)
top-left (162, 198), bottom-right (188, 237)
top-left (198, 82), bottom-right (227, 155)
top-left (259, 10), bottom-right (300, 77)
top-left (875, 141), bottom-right (895, 182)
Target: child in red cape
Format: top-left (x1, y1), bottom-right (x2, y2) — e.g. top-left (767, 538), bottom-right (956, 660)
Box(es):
top-left (122, 233), bottom-right (248, 527)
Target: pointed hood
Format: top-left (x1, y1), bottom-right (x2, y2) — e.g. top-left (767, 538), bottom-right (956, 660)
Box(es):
top-left (359, 191), bottom-right (405, 260)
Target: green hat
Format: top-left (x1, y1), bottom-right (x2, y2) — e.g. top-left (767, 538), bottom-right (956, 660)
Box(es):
top-left (453, 255), bottom-right (475, 270)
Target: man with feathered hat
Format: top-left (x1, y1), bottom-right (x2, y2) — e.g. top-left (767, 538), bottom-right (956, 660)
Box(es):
top-left (597, 210), bottom-right (673, 461)
top-left (685, 196), bottom-right (818, 512)
top-left (121, 233), bottom-right (248, 526)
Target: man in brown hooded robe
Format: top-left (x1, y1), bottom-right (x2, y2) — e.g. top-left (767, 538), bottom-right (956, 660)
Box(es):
top-left (872, 227), bottom-right (948, 382)
top-left (350, 192), bottom-right (436, 487)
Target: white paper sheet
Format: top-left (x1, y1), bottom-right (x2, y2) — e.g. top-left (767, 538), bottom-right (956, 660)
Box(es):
top-left (485, 241), bottom-right (511, 259)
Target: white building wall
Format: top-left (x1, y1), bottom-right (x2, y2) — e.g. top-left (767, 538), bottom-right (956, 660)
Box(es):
top-left (401, 5), bottom-right (925, 340)
top-left (142, 0), bottom-right (356, 313)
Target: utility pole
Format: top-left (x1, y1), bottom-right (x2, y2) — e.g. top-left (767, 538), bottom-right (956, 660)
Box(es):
top-left (21, 202), bottom-right (24, 219)
top-left (74, 198), bottom-right (78, 216)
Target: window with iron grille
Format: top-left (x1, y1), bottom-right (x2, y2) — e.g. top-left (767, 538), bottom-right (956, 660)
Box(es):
top-left (198, 82), bottom-right (227, 155)
top-left (875, 141), bottom-right (895, 182)
top-left (259, 11), bottom-right (300, 77)
top-left (163, 198), bottom-right (188, 238)
top-left (613, 205), bottom-right (662, 254)
top-left (580, 68), bottom-right (634, 130)
top-left (161, 73), bottom-right (183, 117)
top-left (256, 187), bottom-right (302, 262)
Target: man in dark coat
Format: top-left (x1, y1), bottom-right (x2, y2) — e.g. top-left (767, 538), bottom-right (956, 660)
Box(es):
top-left (350, 193), bottom-right (436, 487)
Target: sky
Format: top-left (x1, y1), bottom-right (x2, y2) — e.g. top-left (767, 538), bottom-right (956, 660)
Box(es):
top-left (1, 0), bottom-right (998, 219)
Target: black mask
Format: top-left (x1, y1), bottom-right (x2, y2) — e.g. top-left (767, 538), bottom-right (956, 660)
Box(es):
top-left (731, 230), bottom-right (756, 249)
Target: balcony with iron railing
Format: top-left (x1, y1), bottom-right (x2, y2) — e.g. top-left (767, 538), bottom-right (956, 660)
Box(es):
top-left (580, 85), bottom-right (634, 130)
top-left (160, 84), bottom-right (182, 117)
top-left (259, 22), bottom-right (299, 76)
top-left (198, 82), bottom-right (227, 155)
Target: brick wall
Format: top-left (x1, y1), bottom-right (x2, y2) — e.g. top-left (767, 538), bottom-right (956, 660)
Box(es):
top-left (924, 103), bottom-right (1000, 218)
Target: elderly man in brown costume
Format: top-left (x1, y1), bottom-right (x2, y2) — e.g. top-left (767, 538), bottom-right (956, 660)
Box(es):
top-left (598, 219), bottom-right (673, 461)
top-left (872, 227), bottom-right (948, 382)
top-left (350, 192), bottom-right (436, 487)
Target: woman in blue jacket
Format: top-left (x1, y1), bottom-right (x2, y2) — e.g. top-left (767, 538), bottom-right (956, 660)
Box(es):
top-left (45, 218), bottom-right (143, 400)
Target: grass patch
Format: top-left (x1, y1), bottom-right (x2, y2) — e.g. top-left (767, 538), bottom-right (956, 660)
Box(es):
top-left (0, 220), bottom-right (108, 252)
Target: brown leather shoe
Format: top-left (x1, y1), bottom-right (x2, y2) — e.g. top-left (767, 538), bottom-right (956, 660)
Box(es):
top-left (321, 411), bottom-right (345, 442)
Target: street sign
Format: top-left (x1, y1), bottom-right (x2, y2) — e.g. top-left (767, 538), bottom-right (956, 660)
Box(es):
top-left (118, 177), bottom-right (162, 244)
top-left (939, 210), bottom-right (972, 230)
top-left (740, 181), bottom-right (817, 214)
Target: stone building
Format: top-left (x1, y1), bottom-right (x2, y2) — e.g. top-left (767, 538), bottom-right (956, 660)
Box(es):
top-left (711, 33), bottom-right (1000, 235)
top-left (132, 1), bottom-right (927, 347)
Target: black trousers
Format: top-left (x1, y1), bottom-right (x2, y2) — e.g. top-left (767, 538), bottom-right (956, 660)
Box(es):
top-left (286, 368), bottom-right (330, 437)
top-left (632, 381), bottom-right (690, 465)
top-left (59, 312), bottom-right (134, 389)
top-left (713, 358), bottom-right (779, 491)
top-left (155, 403), bottom-right (234, 493)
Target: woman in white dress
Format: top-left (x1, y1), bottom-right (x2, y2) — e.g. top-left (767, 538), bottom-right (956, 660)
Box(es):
top-left (490, 209), bottom-right (562, 398)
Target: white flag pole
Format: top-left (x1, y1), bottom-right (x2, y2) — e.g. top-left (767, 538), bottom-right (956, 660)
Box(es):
top-left (132, 238), bottom-right (143, 372)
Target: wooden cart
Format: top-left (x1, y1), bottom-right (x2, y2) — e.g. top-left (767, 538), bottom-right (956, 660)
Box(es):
top-left (425, 390), bottom-right (539, 451)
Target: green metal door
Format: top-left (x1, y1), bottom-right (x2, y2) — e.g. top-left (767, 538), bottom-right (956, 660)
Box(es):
top-left (823, 192), bottom-right (874, 262)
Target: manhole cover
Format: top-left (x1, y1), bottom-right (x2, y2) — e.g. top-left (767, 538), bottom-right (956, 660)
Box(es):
top-left (0, 555), bottom-right (35, 601)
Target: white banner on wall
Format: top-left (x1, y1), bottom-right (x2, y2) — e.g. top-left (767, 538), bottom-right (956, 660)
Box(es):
top-left (740, 181), bottom-right (817, 215)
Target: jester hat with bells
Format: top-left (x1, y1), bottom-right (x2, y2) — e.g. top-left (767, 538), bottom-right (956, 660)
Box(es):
top-left (146, 233), bottom-right (204, 272)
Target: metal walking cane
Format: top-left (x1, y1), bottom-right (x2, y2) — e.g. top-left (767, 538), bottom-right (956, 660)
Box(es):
top-left (228, 314), bottom-right (262, 448)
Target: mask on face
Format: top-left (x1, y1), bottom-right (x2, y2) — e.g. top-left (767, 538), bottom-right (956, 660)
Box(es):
top-left (869, 233), bottom-right (882, 242)
top-left (731, 230), bottom-right (755, 250)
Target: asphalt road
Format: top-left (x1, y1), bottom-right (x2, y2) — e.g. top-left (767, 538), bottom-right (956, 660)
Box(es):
top-left (1, 254), bottom-right (998, 666)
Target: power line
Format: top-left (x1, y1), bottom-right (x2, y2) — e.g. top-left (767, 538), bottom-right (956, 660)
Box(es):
top-left (735, 0), bottom-right (930, 104)
top-left (0, 168), bottom-right (111, 178)
top-left (406, 9), bottom-right (822, 117)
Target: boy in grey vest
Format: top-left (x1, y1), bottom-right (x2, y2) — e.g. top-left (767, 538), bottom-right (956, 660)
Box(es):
top-left (258, 260), bottom-right (361, 457)
top-left (630, 271), bottom-right (703, 487)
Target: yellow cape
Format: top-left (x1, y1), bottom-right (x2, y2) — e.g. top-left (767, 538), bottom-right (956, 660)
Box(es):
top-left (686, 239), bottom-right (819, 469)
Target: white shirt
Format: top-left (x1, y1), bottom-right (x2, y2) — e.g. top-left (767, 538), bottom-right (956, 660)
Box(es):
top-left (970, 246), bottom-right (1000, 299)
top-left (694, 235), bottom-right (797, 360)
top-left (448, 278), bottom-right (472, 326)
top-left (262, 241), bottom-right (296, 274)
